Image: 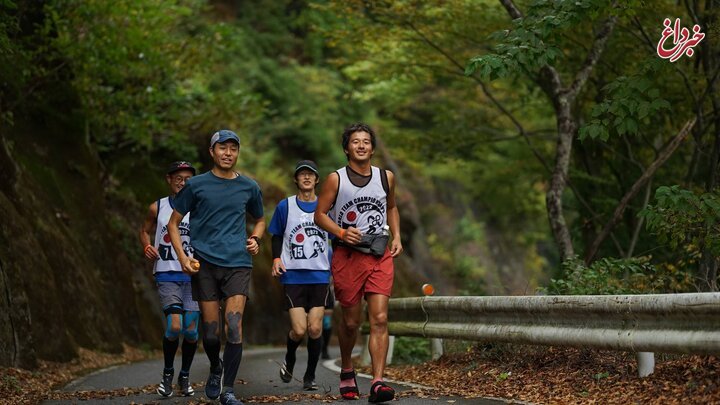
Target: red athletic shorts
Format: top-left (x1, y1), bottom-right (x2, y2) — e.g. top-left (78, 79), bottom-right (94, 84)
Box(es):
top-left (331, 245), bottom-right (394, 307)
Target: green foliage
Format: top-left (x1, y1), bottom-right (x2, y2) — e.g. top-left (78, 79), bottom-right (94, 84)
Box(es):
top-left (579, 70), bottom-right (671, 141)
top-left (49, 0), bottom-right (265, 157)
top-left (641, 186), bottom-right (720, 257)
top-left (544, 255), bottom-right (693, 295)
top-left (0, 1), bottom-right (57, 126)
top-left (466, 0), bottom-right (612, 80)
top-left (392, 336), bottom-right (431, 365)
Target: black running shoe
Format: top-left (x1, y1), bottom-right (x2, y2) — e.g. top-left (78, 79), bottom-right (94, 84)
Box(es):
top-left (303, 379), bottom-right (318, 391)
top-left (157, 370), bottom-right (174, 397)
top-left (219, 388), bottom-right (243, 405)
top-left (279, 362), bottom-right (292, 383)
top-left (205, 360), bottom-right (223, 400)
top-left (178, 372), bottom-right (194, 396)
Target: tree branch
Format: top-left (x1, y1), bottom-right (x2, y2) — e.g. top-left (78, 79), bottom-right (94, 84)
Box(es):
top-left (499, 0), bottom-right (523, 19)
top-left (584, 118), bottom-right (697, 263)
top-left (567, 15), bottom-right (618, 100)
top-left (405, 21), bottom-right (553, 172)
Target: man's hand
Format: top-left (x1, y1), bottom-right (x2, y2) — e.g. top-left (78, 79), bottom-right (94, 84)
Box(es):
top-left (341, 226), bottom-right (362, 245)
top-left (271, 258), bottom-right (286, 277)
top-left (390, 237), bottom-right (403, 258)
top-left (181, 257), bottom-right (200, 275)
top-left (247, 237), bottom-right (260, 256)
top-left (144, 245), bottom-right (160, 261)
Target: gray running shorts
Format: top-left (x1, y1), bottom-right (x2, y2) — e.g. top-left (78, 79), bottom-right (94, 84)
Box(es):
top-left (157, 281), bottom-right (200, 313)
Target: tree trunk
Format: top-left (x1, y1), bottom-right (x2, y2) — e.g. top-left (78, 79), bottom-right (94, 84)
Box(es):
top-left (547, 100), bottom-right (576, 261)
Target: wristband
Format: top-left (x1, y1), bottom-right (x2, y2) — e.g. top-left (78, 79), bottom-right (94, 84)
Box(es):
top-left (273, 258), bottom-right (282, 264)
top-left (250, 235), bottom-right (260, 243)
top-left (338, 229), bottom-right (346, 241)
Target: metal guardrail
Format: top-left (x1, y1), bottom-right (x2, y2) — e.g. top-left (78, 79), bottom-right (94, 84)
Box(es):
top-left (377, 293), bottom-right (720, 377)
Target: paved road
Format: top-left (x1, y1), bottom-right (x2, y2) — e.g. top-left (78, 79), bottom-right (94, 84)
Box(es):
top-left (43, 346), bottom-right (512, 404)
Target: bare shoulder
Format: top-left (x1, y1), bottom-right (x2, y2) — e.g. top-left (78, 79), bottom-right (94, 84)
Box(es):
top-left (385, 169), bottom-right (395, 185)
top-left (326, 171), bottom-right (339, 182)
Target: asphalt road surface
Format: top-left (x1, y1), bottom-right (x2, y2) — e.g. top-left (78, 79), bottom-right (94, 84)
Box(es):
top-left (43, 346), bottom-right (518, 404)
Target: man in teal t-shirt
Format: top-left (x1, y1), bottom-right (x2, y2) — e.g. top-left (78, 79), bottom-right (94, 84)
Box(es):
top-left (168, 130), bottom-right (265, 405)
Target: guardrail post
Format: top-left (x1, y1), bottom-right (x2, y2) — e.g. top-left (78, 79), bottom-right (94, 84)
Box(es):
top-left (637, 352), bottom-right (655, 377)
top-left (361, 335), bottom-right (371, 367)
top-left (430, 338), bottom-right (443, 360)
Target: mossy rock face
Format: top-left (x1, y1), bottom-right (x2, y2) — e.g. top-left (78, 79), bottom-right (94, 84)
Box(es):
top-left (0, 116), bottom-right (161, 368)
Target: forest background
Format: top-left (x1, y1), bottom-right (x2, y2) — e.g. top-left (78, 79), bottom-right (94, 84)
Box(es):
top-left (0, 0), bottom-right (718, 369)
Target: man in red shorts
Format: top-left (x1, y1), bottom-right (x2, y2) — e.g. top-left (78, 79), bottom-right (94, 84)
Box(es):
top-left (315, 123), bottom-right (403, 403)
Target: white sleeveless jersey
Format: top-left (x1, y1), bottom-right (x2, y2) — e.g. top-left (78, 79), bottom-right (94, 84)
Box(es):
top-left (329, 166), bottom-right (387, 235)
top-left (154, 197), bottom-right (193, 274)
top-left (280, 196), bottom-right (330, 271)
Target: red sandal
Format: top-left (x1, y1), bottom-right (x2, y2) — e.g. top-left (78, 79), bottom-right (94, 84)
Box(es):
top-left (339, 369), bottom-right (360, 400)
top-left (368, 381), bottom-right (395, 403)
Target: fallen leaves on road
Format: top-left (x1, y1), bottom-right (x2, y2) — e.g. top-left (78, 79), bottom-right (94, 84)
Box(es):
top-left (3, 343), bottom-right (719, 404)
top-left (362, 344), bottom-right (720, 404)
top-left (0, 344), bottom-right (152, 405)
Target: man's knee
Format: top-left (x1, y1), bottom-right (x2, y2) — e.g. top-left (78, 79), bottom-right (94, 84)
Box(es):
top-left (343, 318), bottom-right (361, 332)
top-left (292, 325), bottom-right (307, 338)
top-left (307, 324), bottom-right (322, 338)
top-left (203, 320), bottom-right (221, 345)
top-left (183, 311), bottom-right (200, 342)
top-left (226, 311), bottom-right (243, 344)
top-left (164, 306), bottom-right (183, 339)
top-left (369, 311), bottom-right (388, 329)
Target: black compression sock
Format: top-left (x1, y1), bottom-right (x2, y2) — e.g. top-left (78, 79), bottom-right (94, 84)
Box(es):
top-left (203, 337), bottom-right (221, 371)
top-left (222, 342), bottom-right (243, 388)
top-left (285, 333), bottom-right (302, 372)
top-left (162, 337), bottom-right (179, 370)
top-left (180, 339), bottom-right (198, 373)
top-left (305, 336), bottom-right (322, 381)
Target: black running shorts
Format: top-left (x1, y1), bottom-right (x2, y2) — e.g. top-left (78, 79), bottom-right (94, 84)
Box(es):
top-left (191, 256), bottom-right (251, 301)
top-left (284, 283), bottom-right (331, 312)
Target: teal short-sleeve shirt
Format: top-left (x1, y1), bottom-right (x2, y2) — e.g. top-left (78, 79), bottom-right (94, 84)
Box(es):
top-left (174, 171), bottom-right (264, 267)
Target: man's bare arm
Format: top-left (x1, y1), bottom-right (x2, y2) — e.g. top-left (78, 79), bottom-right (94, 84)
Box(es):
top-left (139, 202), bottom-right (160, 260)
top-left (386, 170), bottom-right (403, 257)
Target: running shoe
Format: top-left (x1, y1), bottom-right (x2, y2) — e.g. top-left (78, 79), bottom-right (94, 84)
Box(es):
top-left (157, 370), bottom-right (174, 397)
top-left (205, 360), bottom-right (223, 400)
top-left (279, 362), bottom-right (292, 383)
top-left (178, 372), bottom-right (194, 396)
top-left (303, 379), bottom-right (318, 391)
top-left (219, 388), bottom-right (244, 405)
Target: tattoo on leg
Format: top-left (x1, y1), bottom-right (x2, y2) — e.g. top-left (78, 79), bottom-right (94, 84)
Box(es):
top-left (203, 321), bottom-right (220, 344)
top-left (226, 312), bottom-right (243, 344)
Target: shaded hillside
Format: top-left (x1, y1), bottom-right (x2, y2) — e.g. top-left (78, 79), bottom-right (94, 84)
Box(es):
top-left (0, 112), bottom-right (161, 367)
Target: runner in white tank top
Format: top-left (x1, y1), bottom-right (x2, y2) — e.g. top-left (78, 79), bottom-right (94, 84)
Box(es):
top-left (314, 123), bottom-right (403, 403)
top-left (139, 161), bottom-right (200, 398)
